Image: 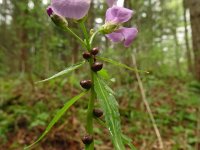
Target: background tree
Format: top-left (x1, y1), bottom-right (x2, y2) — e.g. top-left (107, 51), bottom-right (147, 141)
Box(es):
top-left (188, 0), bottom-right (200, 81)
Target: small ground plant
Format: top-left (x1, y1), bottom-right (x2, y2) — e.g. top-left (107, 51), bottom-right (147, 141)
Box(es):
top-left (24, 0), bottom-right (139, 150)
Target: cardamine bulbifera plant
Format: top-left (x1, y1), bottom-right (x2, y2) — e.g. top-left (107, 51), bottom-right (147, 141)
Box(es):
top-left (25, 0), bottom-right (138, 150)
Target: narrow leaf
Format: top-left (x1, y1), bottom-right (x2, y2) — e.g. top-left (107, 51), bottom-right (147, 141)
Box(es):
top-left (94, 118), bottom-right (137, 150)
top-left (24, 90), bottom-right (88, 150)
top-left (93, 74), bottom-right (126, 150)
top-left (96, 56), bottom-right (149, 73)
top-left (122, 135), bottom-right (137, 150)
top-left (36, 61), bottom-right (85, 83)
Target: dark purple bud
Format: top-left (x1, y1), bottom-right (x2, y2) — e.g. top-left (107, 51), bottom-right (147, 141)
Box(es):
top-left (80, 80), bottom-right (92, 89)
top-left (82, 52), bottom-right (91, 60)
top-left (93, 109), bottom-right (103, 118)
top-left (91, 47), bottom-right (99, 55)
top-left (47, 7), bottom-right (53, 16)
top-left (91, 62), bottom-right (103, 72)
top-left (82, 135), bottom-right (93, 145)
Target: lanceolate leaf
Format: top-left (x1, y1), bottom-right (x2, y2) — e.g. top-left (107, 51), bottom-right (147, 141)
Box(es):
top-left (96, 56), bottom-right (148, 73)
top-left (122, 135), bottom-right (137, 150)
top-left (93, 74), bottom-right (126, 150)
top-left (94, 118), bottom-right (137, 150)
top-left (36, 61), bottom-right (86, 83)
top-left (24, 90), bottom-right (88, 150)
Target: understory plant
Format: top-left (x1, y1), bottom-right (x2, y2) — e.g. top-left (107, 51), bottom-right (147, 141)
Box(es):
top-left (25, 0), bottom-right (138, 150)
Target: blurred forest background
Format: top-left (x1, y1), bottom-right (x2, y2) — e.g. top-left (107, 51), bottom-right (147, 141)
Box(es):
top-left (0, 0), bottom-right (200, 150)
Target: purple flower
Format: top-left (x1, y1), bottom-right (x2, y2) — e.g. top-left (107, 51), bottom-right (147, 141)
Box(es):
top-left (47, 0), bottom-right (118, 20)
top-left (106, 27), bottom-right (138, 47)
top-left (49, 0), bottom-right (91, 20)
top-left (104, 6), bottom-right (138, 47)
top-left (106, 6), bottom-right (133, 24)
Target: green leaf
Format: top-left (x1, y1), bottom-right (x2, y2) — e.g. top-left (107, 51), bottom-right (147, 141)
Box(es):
top-left (96, 56), bottom-right (148, 73)
top-left (24, 90), bottom-right (88, 150)
top-left (36, 61), bottom-right (86, 83)
top-left (93, 73), bottom-right (125, 150)
top-left (98, 69), bottom-right (110, 80)
top-left (122, 135), bottom-right (137, 150)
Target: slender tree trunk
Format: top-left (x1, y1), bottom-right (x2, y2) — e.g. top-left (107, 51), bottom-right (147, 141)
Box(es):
top-left (20, 29), bottom-right (29, 73)
top-left (183, 0), bottom-right (193, 73)
top-left (173, 29), bottom-right (181, 76)
top-left (188, 0), bottom-right (200, 81)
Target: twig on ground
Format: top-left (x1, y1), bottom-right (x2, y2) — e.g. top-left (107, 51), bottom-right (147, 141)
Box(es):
top-left (131, 54), bottom-right (164, 149)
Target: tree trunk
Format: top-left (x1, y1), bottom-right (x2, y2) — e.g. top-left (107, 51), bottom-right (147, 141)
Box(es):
top-left (183, 0), bottom-right (193, 73)
top-left (173, 29), bottom-right (181, 76)
top-left (188, 0), bottom-right (200, 81)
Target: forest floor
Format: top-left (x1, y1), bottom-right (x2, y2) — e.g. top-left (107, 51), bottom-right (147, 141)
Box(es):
top-left (0, 75), bottom-right (199, 150)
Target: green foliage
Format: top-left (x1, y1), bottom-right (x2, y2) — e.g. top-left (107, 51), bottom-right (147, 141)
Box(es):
top-left (0, 0), bottom-right (199, 149)
top-left (36, 61), bottom-right (86, 83)
top-left (93, 73), bottom-right (126, 150)
top-left (24, 90), bottom-right (88, 150)
top-left (97, 56), bottom-right (148, 73)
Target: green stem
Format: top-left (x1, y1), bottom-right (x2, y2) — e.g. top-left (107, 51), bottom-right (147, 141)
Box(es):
top-left (89, 30), bottom-right (100, 46)
top-left (80, 21), bottom-right (95, 150)
top-left (63, 27), bottom-right (87, 49)
top-left (86, 72), bottom-right (95, 150)
top-left (79, 21), bottom-right (91, 50)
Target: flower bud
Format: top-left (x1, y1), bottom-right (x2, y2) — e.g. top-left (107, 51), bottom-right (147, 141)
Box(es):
top-left (82, 52), bottom-right (91, 60)
top-left (91, 62), bottom-right (103, 72)
top-left (47, 7), bottom-right (53, 16)
top-left (47, 7), bottom-right (68, 29)
top-left (93, 109), bottom-right (103, 118)
top-left (81, 135), bottom-right (93, 145)
top-left (80, 80), bottom-right (92, 89)
top-left (91, 47), bottom-right (99, 55)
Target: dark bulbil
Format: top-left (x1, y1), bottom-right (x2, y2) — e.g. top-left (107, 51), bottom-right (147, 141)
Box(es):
top-left (91, 62), bottom-right (103, 72)
top-left (80, 80), bottom-right (92, 89)
top-left (82, 135), bottom-right (93, 145)
top-left (93, 109), bottom-right (103, 118)
top-left (91, 47), bottom-right (99, 55)
top-left (82, 52), bottom-right (91, 60)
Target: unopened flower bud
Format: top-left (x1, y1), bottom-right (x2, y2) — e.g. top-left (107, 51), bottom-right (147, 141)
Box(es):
top-left (93, 109), bottom-right (103, 118)
top-left (47, 7), bottom-right (53, 16)
top-left (80, 80), bottom-right (92, 89)
top-left (82, 135), bottom-right (93, 145)
top-left (47, 7), bottom-right (68, 29)
top-left (91, 62), bottom-right (103, 72)
top-left (82, 52), bottom-right (91, 60)
top-left (91, 47), bottom-right (99, 55)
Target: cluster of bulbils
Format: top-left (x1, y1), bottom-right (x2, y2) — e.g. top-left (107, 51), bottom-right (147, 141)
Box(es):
top-left (80, 47), bottom-right (102, 90)
top-left (80, 47), bottom-right (104, 145)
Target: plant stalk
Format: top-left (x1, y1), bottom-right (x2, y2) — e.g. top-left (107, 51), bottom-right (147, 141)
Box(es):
top-left (80, 21), bottom-right (95, 150)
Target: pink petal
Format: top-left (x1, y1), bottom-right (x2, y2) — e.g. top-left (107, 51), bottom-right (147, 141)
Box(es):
top-left (106, 27), bottom-right (138, 47)
top-left (119, 27), bottom-right (138, 47)
top-left (106, 6), bottom-right (133, 24)
top-left (106, 31), bottom-right (124, 42)
top-left (51, 0), bottom-right (91, 20)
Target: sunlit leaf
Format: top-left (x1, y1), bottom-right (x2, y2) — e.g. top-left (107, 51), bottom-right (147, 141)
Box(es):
top-left (24, 90), bottom-right (88, 150)
top-left (36, 61), bottom-right (86, 83)
top-left (96, 56), bottom-right (148, 73)
top-left (93, 73), bottom-right (126, 150)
